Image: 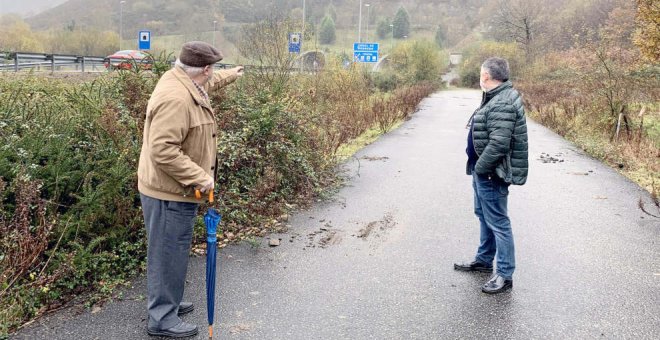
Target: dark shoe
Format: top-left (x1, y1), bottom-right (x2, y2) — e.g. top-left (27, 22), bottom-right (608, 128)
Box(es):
top-left (482, 274), bottom-right (513, 294)
top-left (178, 302), bottom-right (194, 316)
top-left (147, 321), bottom-right (198, 338)
top-left (454, 260), bottom-right (493, 273)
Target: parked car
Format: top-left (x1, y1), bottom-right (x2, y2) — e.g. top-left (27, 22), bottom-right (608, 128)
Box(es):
top-left (104, 50), bottom-right (152, 70)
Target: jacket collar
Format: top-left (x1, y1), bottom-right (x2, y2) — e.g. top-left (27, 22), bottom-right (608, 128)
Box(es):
top-left (481, 80), bottom-right (512, 106)
top-left (171, 66), bottom-right (212, 110)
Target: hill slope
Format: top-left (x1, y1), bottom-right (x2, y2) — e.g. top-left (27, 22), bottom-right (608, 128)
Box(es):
top-left (26, 0), bottom-right (487, 41)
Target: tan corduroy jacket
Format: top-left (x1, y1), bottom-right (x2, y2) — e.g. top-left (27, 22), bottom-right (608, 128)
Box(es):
top-left (138, 65), bottom-right (239, 203)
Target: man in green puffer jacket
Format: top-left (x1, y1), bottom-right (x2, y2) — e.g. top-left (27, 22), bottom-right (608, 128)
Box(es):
top-left (453, 57), bottom-right (528, 294)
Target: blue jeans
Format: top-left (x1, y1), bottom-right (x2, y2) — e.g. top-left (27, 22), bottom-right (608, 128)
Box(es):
top-left (472, 172), bottom-right (515, 280)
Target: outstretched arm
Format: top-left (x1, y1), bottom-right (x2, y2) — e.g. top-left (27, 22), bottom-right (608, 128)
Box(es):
top-left (208, 66), bottom-right (244, 91)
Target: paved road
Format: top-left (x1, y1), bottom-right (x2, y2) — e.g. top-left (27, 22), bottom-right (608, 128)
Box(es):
top-left (15, 90), bottom-right (659, 339)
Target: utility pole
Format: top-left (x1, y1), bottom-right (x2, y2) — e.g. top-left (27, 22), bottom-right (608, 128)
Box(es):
top-left (119, 1), bottom-right (125, 50)
top-left (390, 24), bottom-right (394, 52)
top-left (365, 3), bottom-right (371, 42)
top-left (358, 0), bottom-right (363, 42)
top-left (213, 20), bottom-right (217, 47)
top-left (302, 0), bottom-right (306, 50)
top-left (301, 0), bottom-right (306, 72)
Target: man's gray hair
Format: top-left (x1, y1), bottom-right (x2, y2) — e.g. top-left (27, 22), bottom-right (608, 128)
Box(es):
top-left (175, 59), bottom-right (205, 77)
top-left (482, 57), bottom-right (510, 82)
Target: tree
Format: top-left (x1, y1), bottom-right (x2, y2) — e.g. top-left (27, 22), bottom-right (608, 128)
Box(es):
top-left (376, 17), bottom-right (391, 39)
top-left (319, 15), bottom-right (336, 45)
top-left (238, 17), bottom-right (299, 91)
top-left (601, 2), bottom-right (636, 50)
top-left (0, 20), bottom-right (44, 52)
top-left (435, 24), bottom-right (448, 48)
top-left (392, 6), bottom-right (410, 39)
top-left (634, 0), bottom-right (660, 62)
top-left (491, 0), bottom-right (544, 58)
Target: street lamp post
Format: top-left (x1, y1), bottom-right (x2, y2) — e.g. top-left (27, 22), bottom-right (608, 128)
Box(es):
top-left (302, 0), bottom-right (306, 50)
top-left (365, 3), bottom-right (371, 43)
top-left (212, 20), bottom-right (217, 47)
top-left (358, 0), bottom-right (363, 42)
top-left (301, 0), bottom-right (305, 72)
top-left (390, 24), bottom-right (394, 52)
top-left (119, 1), bottom-right (125, 50)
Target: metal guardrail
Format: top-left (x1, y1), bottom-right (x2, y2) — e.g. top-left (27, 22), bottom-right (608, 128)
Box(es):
top-left (0, 52), bottom-right (251, 73)
top-left (0, 52), bottom-right (111, 73)
top-left (0, 51), bottom-right (323, 74)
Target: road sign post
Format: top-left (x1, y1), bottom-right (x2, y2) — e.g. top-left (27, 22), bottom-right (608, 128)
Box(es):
top-left (138, 31), bottom-right (151, 50)
top-left (289, 33), bottom-right (302, 54)
top-left (353, 42), bottom-right (379, 63)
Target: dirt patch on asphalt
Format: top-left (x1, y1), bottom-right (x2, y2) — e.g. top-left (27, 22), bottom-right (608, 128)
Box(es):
top-left (303, 220), bottom-right (345, 249)
top-left (538, 152), bottom-right (565, 164)
top-left (318, 231), bottom-right (343, 248)
top-left (356, 213), bottom-right (396, 240)
top-left (361, 156), bottom-right (389, 162)
top-left (229, 323), bottom-right (253, 334)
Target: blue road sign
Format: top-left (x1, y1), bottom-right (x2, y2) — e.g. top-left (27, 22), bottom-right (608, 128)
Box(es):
top-left (353, 43), bottom-right (379, 52)
top-left (354, 51), bottom-right (379, 63)
top-left (289, 33), bottom-right (301, 53)
top-left (353, 42), bottom-right (379, 63)
top-left (138, 31), bottom-right (151, 50)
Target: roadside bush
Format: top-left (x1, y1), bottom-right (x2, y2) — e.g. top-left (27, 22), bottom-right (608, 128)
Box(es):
top-left (210, 80), bottom-right (329, 229)
top-left (372, 70), bottom-right (400, 92)
top-left (518, 45), bottom-right (660, 192)
top-left (389, 39), bottom-right (448, 86)
top-left (369, 82), bottom-right (437, 133)
top-left (458, 41), bottom-right (524, 87)
top-left (0, 72), bottom-right (151, 335)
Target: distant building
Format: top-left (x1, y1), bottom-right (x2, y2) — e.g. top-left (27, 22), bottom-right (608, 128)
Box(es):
top-left (449, 53), bottom-right (463, 67)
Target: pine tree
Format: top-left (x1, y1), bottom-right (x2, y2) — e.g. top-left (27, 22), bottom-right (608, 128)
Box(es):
top-left (435, 24), bottom-right (447, 48)
top-left (319, 15), bottom-right (336, 45)
top-left (392, 6), bottom-right (410, 39)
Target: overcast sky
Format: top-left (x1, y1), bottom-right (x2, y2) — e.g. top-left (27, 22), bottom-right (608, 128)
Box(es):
top-left (0, 0), bottom-right (68, 17)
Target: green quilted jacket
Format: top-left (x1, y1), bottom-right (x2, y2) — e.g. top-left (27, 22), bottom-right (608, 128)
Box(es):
top-left (467, 81), bottom-right (529, 185)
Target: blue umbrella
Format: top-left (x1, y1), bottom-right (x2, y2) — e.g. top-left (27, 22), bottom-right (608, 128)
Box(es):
top-left (204, 207), bottom-right (221, 339)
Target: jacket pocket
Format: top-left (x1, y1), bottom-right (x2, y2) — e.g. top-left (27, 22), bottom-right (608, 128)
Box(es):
top-left (501, 153), bottom-right (513, 184)
top-left (166, 201), bottom-right (199, 217)
top-left (496, 180), bottom-right (510, 196)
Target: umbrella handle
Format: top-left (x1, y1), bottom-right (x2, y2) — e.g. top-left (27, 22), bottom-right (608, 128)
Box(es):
top-left (195, 190), bottom-right (214, 202)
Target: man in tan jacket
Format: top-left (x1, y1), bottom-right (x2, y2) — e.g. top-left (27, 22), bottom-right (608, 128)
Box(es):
top-left (138, 41), bottom-right (242, 338)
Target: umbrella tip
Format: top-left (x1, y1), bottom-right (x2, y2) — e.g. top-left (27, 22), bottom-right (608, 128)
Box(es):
top-left (209, 325), bottom-right (213, 339)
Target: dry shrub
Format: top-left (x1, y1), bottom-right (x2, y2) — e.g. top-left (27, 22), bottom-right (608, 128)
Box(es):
top-left (295, 62), bottom-right (373, 155)
top-left (0, 174), bottom-right (55, 298)
top-left (295, 61), bottom-right (438, 155)
top-left (518, 46), bottom-right (660, 191)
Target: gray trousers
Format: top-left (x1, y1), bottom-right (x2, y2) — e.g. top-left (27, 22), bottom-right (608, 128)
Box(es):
top-left (140, 194), bottom-right (198, 330)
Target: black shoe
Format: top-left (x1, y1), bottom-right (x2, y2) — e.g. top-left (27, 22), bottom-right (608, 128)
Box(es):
top-left (482, 274), bottom-right (513, 294)
top-left (147, 321), bottom-right (198, 338)
top-left (177, 302), bottom-right (194, 316)
top-left (453, 260), bottom-right (493, 273)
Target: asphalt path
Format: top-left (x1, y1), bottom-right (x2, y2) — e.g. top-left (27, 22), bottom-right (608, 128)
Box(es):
top-left (14, 89), bottom-right (659, 339)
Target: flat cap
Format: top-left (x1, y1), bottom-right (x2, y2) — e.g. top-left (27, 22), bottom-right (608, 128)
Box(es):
top-left (179, 41), bottom-right (223, 67)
